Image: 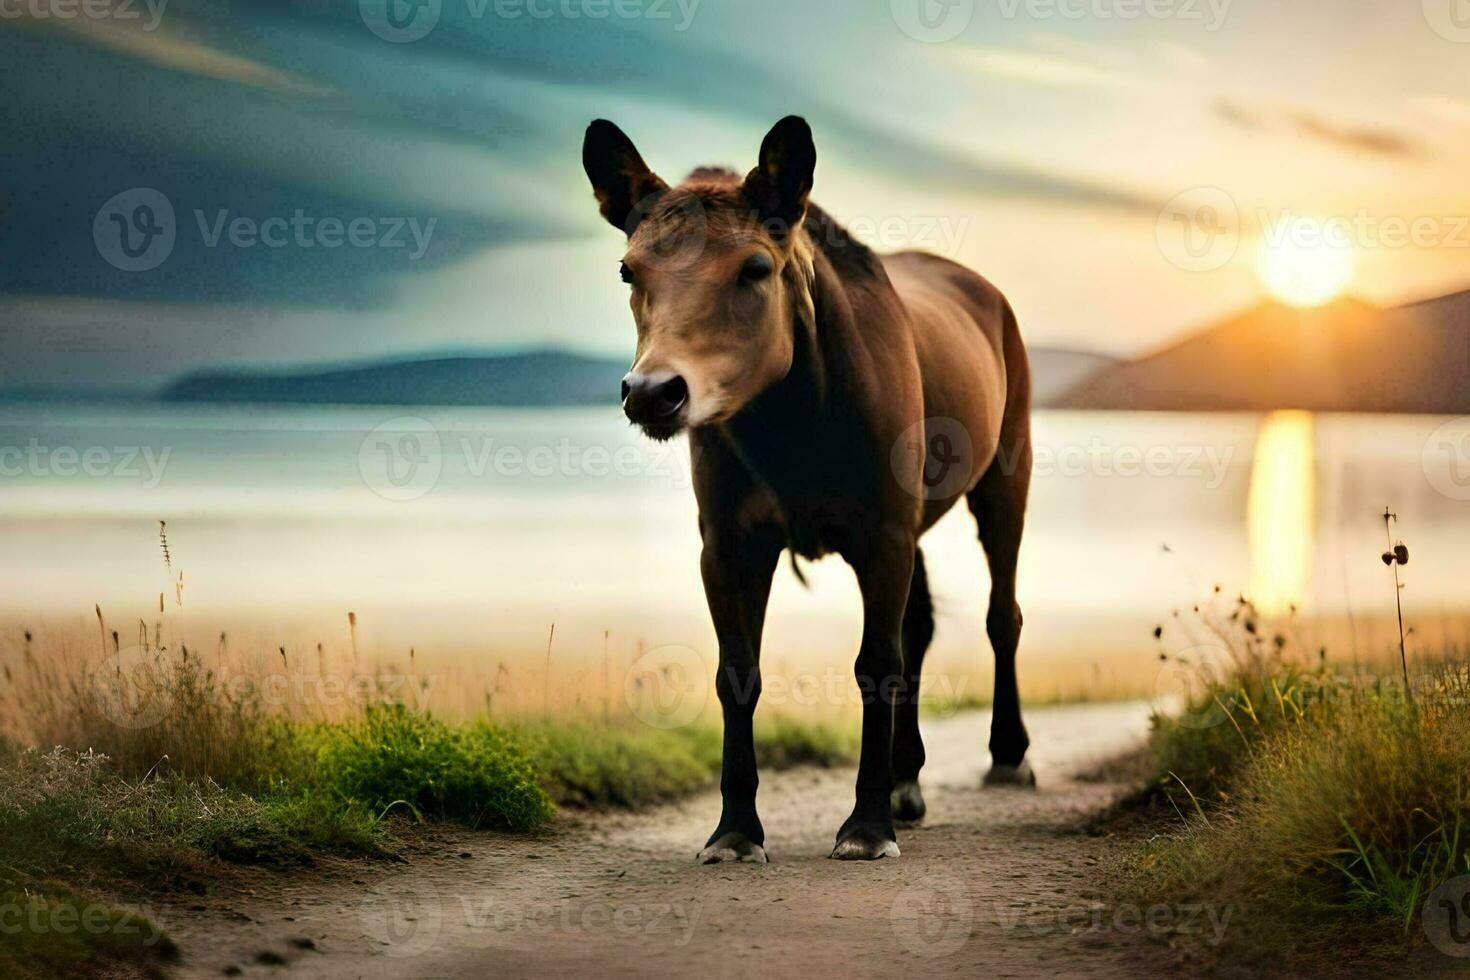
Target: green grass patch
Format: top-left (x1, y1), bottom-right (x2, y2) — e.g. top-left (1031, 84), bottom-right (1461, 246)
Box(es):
top-left (522, 723), bottom-right (721, 808)
top-left (754, 714), bottom-right (861, 770)
top-left (2, 637), bottom-right (863, 974)
top-left (520, 715), bottom-right (859, 809)
top-left (304, 704), bottom-right (555, 831)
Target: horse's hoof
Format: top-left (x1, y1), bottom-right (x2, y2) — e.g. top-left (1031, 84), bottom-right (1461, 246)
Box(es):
top-left (697, 832), bottom-right (768, 865)
top-left (830, 833), bottom-right (900, 861)
top-left (890, 781), bottom-right (926, 823)
top-left (983, 760), bottom-right (1036, 788)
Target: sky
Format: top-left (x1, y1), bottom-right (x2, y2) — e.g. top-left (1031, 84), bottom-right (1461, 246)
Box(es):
top-left (4, 0), bottom-right (1470, 389)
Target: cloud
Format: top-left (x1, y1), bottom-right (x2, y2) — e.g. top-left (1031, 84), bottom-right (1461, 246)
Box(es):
top-left (17, 9), bottom-right (337, 99)
top-left (1212, 99), bottom-right (1267, 130)
top-left (2, 2), bottom-right (1165, 313)
top-left (947, 46), bottom-right (1127, 88)
top-left (1213, 99), bottom-right (1420, 158)
top-left (1289, 112), bottom-right (1420, 158)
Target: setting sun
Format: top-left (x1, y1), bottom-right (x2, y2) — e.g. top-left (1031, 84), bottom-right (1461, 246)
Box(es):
top-left (1258, 223), bottom-right (1355, 307)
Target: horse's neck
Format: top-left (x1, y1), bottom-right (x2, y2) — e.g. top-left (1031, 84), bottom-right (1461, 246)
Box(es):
top-left (722, 248), bottom-right (868, 474)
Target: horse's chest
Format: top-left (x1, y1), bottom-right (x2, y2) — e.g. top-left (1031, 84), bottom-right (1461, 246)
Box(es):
top-left (751, 492), bottom-right (871, 561)
top-left (715, 417), bottom-right (886, 560)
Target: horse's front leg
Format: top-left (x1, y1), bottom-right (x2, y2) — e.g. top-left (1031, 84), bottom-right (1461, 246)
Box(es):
top-left (832, 529), bottom-right (915, 860)
top-left (696, 526), bottom-right (782, 864)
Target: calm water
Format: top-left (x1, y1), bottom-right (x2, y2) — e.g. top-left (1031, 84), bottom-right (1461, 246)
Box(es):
top-left (1, 404), bottom-right (1466, 695)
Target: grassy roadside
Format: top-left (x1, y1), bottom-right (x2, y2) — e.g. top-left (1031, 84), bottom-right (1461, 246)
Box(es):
top-left (0, 647), bottom-right (858, 977)
top-left (1117, 598), bottom-right (1470, 974)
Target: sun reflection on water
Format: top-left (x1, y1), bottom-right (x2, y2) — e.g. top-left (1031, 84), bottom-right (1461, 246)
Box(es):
top-left (1247, 410), bottom-right (1317, 616)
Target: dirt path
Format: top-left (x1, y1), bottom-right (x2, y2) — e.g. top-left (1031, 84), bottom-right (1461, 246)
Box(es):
top-left (164, 703), bottom-right (1181, 979)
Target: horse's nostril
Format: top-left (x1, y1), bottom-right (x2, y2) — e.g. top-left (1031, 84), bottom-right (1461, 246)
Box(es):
top-left (652, 376), bottom-right (689, 417)
top-left (623, 372), bottom-right (688, 426)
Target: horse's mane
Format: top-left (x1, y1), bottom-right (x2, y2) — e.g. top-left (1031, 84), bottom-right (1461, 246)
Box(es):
top-left (801, 201), bottom-right (881, 282)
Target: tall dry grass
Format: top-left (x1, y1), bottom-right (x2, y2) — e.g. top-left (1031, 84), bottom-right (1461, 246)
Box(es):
top-left (1131, 582), bottom-right (1470, 966)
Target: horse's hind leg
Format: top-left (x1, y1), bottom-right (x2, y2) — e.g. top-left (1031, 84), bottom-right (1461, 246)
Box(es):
top-left (967, 422), bottom-right (1034, 786)
top-left (891, 548), bottom-right (934, 822)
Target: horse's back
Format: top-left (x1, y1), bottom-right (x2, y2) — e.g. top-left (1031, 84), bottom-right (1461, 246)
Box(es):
top-left (880, 251), bottom-right (1023, 528)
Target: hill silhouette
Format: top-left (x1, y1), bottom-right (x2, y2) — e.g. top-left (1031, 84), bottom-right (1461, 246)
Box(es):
top-left (161, 350), bottom-right (628, 407)
top-left (1052, 290), bottom-right (1470, 414)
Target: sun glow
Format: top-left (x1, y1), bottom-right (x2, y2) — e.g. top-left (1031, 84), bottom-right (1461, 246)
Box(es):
top-left (1258, 222), bottom-right (1355, 308)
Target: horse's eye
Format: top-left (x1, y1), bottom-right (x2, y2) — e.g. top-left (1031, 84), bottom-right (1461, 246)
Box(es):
top-left (619, 262), bottom-right (635, 285)
top-left (739, 254), bottom-right (773, 284)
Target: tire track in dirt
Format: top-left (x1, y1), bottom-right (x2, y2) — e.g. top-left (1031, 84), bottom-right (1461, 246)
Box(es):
top-left (166, 702), bottom-right (1177, 979)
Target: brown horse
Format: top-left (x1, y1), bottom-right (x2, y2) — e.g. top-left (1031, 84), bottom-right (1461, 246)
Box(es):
top-left (583, 116), bottom-right (1033, 862)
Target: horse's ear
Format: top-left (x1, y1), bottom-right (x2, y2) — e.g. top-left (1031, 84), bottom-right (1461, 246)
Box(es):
top-left (743, 115), bottom-right (816, 244)
top-left (583, 120), bottom-right (669, 237)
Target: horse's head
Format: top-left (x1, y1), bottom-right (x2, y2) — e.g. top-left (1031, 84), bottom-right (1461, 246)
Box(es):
top-left (583, 116), bottom-right (817, 441)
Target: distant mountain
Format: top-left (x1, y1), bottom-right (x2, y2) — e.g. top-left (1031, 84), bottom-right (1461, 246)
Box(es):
top-left (161, 350), bottom-right (629, 407)
top-left (1053, 291), bottom-right (1470, 414)
top-left (156, 345), bottom-right (1115, 410)
top-left (0, 385), bottom-right (152, 404)
top-left (1027, 348), bottom-right (1118, 406)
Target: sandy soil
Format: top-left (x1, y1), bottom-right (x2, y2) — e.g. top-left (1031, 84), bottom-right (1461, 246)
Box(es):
top-left (158, 702), bottom-right (1197, 979)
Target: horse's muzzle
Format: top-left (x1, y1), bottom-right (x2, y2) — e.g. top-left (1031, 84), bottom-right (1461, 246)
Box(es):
top-left (622, 371), bottom-right (689, 438)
